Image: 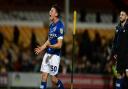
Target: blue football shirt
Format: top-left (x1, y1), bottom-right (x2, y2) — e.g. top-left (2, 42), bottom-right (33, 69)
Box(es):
top-left (46, 20), bottom-right (64, 56)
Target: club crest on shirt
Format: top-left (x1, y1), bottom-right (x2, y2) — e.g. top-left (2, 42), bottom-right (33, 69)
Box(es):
top-left (53, 26), bottom-right (56, 32)
top-left (60, 28), bottom-right (63, 34)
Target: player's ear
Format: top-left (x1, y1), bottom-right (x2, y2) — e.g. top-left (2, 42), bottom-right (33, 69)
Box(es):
top-left (55, 13), bottom-right (58, 17)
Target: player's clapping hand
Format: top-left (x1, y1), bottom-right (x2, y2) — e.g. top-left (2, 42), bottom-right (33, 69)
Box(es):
top-left (34, 45), bottom-right (46, 55)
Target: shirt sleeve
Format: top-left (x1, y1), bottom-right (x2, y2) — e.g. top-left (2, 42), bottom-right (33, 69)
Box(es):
top-left (57, 27), bottom-right (64, 40)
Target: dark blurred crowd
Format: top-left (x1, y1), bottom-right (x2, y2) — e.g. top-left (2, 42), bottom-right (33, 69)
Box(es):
top-left (0, 26), bottom-right (114, 75)
top-left (60, 30), bottom-right (114, 75)
top-left (0, 26), bottom-right (42, 73)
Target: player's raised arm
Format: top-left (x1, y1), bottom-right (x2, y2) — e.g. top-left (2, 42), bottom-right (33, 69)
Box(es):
top-left (48, 39), bottom-right (63, 49)
top-left (34, 40), bottom-right (50, 55)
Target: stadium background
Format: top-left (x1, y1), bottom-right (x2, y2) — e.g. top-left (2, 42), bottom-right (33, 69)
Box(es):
top-left (0, 0), bottom-right (128, 89)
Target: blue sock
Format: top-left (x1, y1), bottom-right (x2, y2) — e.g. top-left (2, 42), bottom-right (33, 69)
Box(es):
top-left (115, 78), bottom-right (124, 89)
top-left (40, 81), bottom-right (46, 89)
top-left (57, 80), bottom-right (64, 89)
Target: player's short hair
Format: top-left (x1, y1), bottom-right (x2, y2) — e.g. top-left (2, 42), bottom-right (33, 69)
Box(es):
top-left (120, 10), bottom-right (128, 15)
top-left (52, 4), bottom-right (61, 17)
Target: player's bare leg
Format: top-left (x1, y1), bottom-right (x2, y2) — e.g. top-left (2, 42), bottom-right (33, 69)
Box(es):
top-left (51, 75), bottom-right (64, 89)
top-left (40, 72), bottom-right (48, 89)
top-left (125, 70), bottom-right (128, 78)
top-left (123, 70), bottom-right (128, 89)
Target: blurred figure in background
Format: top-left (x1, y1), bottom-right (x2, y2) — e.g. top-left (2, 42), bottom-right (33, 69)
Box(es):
top-left (13, 26), bottom-right (20, 46)
top-left (0, 32), bottom-right (4, 49)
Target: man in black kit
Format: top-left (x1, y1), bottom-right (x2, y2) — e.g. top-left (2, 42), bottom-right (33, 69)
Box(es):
top-left (112, 10), bottom-right (128, 89)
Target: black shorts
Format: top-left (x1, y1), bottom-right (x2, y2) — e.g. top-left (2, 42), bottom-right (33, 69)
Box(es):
top-left (116, 53), bottom-right (128, 74)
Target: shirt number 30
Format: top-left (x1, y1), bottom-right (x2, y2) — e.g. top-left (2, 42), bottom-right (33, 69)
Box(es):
top-left (51, 65), bottom-right (57, 72)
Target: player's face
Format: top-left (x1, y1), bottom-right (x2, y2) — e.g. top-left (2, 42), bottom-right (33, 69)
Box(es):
top-left (49, 7), bottom-right (58, 21)
top-left (120, 11), bottom-right (127, 23)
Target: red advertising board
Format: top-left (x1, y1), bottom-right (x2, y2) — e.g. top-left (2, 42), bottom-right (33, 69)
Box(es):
top-left (58, 74), bottom-right (113, 89)
top-left (0, 73), bottom-right (8, 87)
